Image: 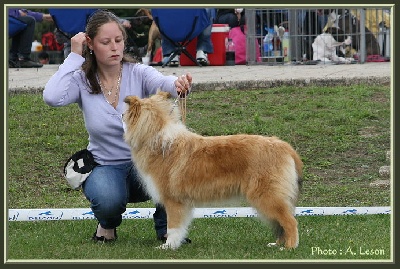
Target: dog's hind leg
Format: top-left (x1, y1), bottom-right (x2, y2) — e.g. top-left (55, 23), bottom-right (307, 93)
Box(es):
top-left (157, 200), bottom-right (193, 250)
top-left (249, 196), bottom-right (299, 249)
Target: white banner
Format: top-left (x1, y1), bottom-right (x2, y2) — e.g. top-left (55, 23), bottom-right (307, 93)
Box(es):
top-left (8, 207), bottom-right (391, 221)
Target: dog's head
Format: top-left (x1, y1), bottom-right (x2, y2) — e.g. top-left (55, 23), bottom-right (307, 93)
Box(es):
top-left (124, 90), bottom-right (180, 130)
top-left (123, 90), bottom-right (172, 125)
top-left (123, 91), bottom-right (184, 150)
top-left (136, 8), bottom-right (153, 20)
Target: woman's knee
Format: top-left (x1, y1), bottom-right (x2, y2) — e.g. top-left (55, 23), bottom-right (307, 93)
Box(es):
top-left (18, 15), bottom-right (36, 26)
top-left (90, 195), bottom-right (126, 218)
top-left (83, 167), bottom-right (128, 217)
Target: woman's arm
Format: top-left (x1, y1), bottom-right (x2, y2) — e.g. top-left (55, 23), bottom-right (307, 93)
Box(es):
top-left (139, 65), bottom-right (191, 97)
top-left (43, 53), bottom-right (85, 107)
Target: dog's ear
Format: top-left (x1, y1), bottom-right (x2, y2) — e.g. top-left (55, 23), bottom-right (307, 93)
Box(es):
top-left (123, 96), bottom-right (141, 127)
top-left (124, 95), bottom-right (141, 106)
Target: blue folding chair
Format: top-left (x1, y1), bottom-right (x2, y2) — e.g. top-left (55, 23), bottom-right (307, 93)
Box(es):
top-left (8, 16), bottom-right (28, 37)
top-left (49, 8), bottom-right (97, 38)
top-left (151, 8), bottom-right (211, 67)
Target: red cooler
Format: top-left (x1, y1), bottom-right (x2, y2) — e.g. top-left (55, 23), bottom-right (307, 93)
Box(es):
top-left (180, 38), bottom-right (198, 66)
top-left (209, 24), bottom-right (230, 66)
top-left (181, 24), bottom-right (230, 66)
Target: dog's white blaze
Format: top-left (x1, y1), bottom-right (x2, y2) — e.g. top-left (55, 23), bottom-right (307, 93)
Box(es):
top-left (140, 173), bottom-right (161, 203)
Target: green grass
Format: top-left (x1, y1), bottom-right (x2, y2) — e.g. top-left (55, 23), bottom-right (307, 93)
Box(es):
top-left (6, 84), bottom-right (391, 261)
top-left (7, 215), bottom-right (391, 261)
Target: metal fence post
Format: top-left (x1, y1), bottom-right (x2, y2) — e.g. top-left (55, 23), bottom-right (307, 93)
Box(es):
top-left (359, 8), bottom-right (366, 63)
top-left (246, 9), bottom-right (257, 64)
top-left (288, 8), bottom-right (299, 62)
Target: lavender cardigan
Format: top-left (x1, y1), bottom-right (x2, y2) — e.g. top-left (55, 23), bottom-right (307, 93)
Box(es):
top-left (43, 52), bottom-right (178, 165)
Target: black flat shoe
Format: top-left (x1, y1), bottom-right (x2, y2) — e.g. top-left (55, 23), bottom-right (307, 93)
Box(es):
top-left (18, 59), bottom-right (43, 68)
top-left (92, 227), bottom-right (118, 243)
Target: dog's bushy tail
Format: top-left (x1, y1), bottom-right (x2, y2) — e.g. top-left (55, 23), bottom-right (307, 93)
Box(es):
top-left (292, 150), bottom-right (303, 197)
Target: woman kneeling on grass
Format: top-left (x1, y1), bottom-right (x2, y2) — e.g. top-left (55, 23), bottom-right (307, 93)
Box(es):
top-left (43, 9), bottom-right (192, 243)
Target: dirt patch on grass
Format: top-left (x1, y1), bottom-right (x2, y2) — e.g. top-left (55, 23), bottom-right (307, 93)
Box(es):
top-left (371, 89), bottom-right (390, 103)
top-left (359, 126), bottom-right (381, 138)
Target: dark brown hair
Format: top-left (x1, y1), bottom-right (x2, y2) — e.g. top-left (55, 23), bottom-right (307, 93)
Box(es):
top-left (82, 9), bottom-right (136, 94)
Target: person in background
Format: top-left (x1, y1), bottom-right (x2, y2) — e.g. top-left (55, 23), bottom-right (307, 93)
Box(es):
top-left (43, 10), bottom-right (192, 244)
top-left (8, 8), bottom-right (53, 68)
top-left (161, 8), bottom-right (214, 67)
top-left (214, 8), bottom-right (244, 29)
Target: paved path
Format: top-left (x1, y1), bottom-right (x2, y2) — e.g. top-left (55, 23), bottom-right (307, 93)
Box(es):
top-left (8, 62), bottom-right (391, 93)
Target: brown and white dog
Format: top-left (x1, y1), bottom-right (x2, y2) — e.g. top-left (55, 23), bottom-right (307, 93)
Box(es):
top-left (123, 91), bottom-right (303, 250)
top-left (136, 9), bottom-right (161, 59)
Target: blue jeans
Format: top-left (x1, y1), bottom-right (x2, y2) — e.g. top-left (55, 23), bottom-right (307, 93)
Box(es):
top-left (82, 162), bottom-right (167, 238)
top-left (9, 15), bottom-right (36, 60)
top-left (162, 8), bottom-right (214, 56)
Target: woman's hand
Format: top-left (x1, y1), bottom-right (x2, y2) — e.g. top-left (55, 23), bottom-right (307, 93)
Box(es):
top-left (121, 19), bottom-right (132, 29)
top-left (174, 73), bottom-right (192, 96)
top-left (19, 9), bottom-right (29, 16)
top-left (71, 32), bottom-right (88, 56)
